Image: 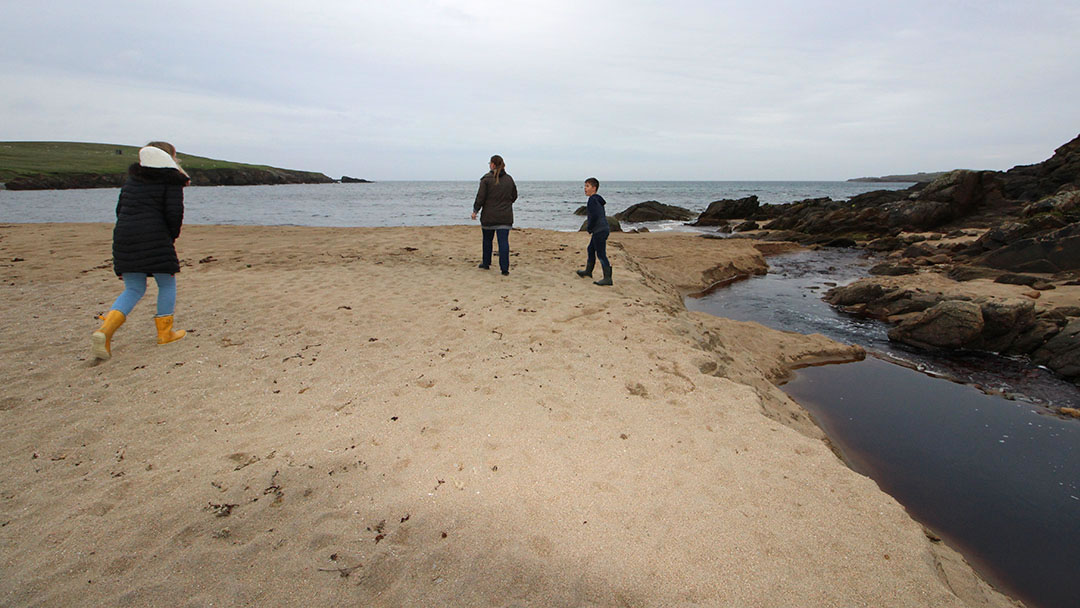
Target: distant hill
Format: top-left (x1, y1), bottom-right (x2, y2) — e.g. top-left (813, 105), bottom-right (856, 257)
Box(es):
top-left (0, 141), bottom-right (334, 189)
top-left (848, 171), bottom-right (952, 183)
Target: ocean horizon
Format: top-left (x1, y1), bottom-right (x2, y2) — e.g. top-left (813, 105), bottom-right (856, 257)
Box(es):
top-left (0, 180), bottom-right (915, 232)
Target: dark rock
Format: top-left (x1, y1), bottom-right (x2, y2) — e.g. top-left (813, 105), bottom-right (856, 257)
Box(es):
top-left (614, 201), bottom-right (696, 223)
top-left (968, 299), bottom-right (1037, 352)
top-left (340, 176), bottom-right (372, 183)
top-left (974, 223), bottom-right (1080, 273)
top-left (756, 230), bottom-right (811, 242)
top-left (902, 243), bottom-right (937, 258)
top-left (693, 196), bottom-right (760, 225)
top-left (946, 265), bottom-right (1003, 282)
top-left (1001, 133), bottom-right (1080, 201)
top-left (734, 220), bottom-right (759, 232)
top-left (994, 273), bottom-right (1042, 286)
top-left (887, 301), bottom-right (985, 349)
top-left (1053, 306), bottom-right (1080, 317)
top-left (823, 237), bottom-right (857, 248)
top-left (574, 206), bottom-right (588, 216)
top-left (824, 280), bottom-right (887, 306)
top-left (866, 289), bottom-right (944, 319)
top-left (1031, 319), bottom-right (1080, 381)
top-left (866, 237), bottom-right (905, 252)
top-left (6, 172), bottom-right (126, 190)
top-left (188, 167), bottom-right (335, 186)
top-left (869, 263), bottom-right (917, 276)
top-left (1022, 199), bottom-right (1058, 217)
top-left (578, 217), bottom-right (622, 232)
top-left (1012, 319), bottom-right (1064, 355)
top-left (969, 222), bottom-right (1039, 254)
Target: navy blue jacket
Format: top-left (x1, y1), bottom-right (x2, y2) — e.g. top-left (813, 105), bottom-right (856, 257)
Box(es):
top-left (586, 194), bottom-right (609, 234)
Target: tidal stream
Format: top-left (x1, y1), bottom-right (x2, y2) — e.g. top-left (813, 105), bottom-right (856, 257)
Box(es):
top-left (686, 248), bottom-right (1080, 608)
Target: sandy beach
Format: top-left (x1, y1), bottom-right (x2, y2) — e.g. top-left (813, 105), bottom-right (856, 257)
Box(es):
top-left (0, 223), bottom-right (1019, 607)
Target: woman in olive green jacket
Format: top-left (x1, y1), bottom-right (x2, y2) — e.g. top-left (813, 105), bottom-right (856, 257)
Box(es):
top-left (471, 155), bottom-right (518, 275)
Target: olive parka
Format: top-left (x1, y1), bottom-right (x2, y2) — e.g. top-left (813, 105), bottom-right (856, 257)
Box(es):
top-left (472, 170), bottom-right (518, 227)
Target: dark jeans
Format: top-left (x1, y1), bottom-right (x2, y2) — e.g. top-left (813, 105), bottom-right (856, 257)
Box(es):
top-left (482, 228), bottom-right (511, 272)
top-left (587, 230), bottom-right (610, 268)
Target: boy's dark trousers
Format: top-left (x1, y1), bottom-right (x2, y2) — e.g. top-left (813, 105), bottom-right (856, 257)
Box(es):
top-left (482, 228), bottom-right (511, 273)
top-left (586, 229), bottom-right (610, 272)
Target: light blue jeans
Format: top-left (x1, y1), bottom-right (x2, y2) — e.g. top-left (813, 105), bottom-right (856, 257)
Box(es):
top-left (111, 273), bottom-right (177, 316)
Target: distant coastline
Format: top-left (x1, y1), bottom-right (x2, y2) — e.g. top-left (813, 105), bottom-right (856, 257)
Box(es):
top-left (847, 171), bottom-right (951, 183)
top-left (0, 141), bottom-right (337, 190)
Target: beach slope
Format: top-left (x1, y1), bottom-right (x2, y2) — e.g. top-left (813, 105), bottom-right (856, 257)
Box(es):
top-left (0, 224), bottom-right (1017, 607)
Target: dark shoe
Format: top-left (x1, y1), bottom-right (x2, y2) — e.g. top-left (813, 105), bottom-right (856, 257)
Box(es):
top-left (576, 260), bottom-right (595, 278)
top-left (594, 266), bottom-right (612, 286)
top-left (478, 263), bottom-right (490, 270)
top-left (501, 271), bottom-right (509, 276)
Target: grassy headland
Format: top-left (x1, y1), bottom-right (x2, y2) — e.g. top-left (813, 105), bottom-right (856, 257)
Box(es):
top-left (0, 141), bottom-right (334, 188)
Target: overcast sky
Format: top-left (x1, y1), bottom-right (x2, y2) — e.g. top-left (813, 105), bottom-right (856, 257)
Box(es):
top-left (2, 1), bottom-right (1078, 180)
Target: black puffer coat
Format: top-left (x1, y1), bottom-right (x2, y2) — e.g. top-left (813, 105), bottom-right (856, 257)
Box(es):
top-left (112, 164), bottom-right (188, 276)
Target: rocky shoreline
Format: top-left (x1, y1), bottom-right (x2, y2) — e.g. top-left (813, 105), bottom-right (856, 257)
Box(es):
top-left (606, 134), bottom-right (1080, 390)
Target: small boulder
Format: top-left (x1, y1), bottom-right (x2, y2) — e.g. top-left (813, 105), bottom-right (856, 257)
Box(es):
top-left (888, 301), bottom-right (985, 349)
top-left (869, 263), bottom-right (917, 276)
top-left (994, 273), bottom-right (1041, 286)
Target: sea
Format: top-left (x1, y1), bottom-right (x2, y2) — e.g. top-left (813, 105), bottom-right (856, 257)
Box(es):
top-left (0, 180), bottom-right (913, 228)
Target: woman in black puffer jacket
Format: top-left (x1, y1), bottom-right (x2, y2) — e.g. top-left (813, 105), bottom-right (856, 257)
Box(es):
top-left (92, 142), bottom-right (190, 361)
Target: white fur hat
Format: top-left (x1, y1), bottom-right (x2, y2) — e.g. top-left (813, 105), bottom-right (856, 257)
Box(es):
top-left (138, 145), bottom-right (180, 170)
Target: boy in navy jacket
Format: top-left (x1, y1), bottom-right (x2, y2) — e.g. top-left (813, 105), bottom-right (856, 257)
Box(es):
top-left (576, 177), bottom-right (612, 286)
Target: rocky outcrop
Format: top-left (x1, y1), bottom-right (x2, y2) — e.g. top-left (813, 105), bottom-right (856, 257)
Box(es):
top-left (824, 279), bottom-right (1079, 384)
top-left (578, 217), bottom-right (622, 232)
top-left (614, 201), bottom-right (696, 222)
top-left (692, 196), bottom-right (760, 225)
top-left (973, 222), bottom-right (1080, 273)
top-left (340, 176), bottom-right (372, 183)
top-left (1001, 133), bottom-right (1080, 201)
top-left (759, 171), bottom-right (1003, 239)
top-left (5, 167), bottom-right (335, 190)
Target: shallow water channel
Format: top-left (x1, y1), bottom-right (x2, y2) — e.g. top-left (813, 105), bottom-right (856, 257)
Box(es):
top-left (685, 248), bottom-right (1080, 608)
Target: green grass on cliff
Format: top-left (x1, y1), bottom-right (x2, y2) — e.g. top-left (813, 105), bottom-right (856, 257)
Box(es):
top-left (0, 141), bottom-right (287, 181)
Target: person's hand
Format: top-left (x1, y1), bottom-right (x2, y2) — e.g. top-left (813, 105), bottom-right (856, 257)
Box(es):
top-left (471, 212), bottom-right (477, 220)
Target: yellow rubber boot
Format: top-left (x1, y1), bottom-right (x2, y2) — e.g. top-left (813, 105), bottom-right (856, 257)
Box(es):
top-left (155, 315), bottom-right (186, 345)
top-left (91, 310), bottom-right (126, 360)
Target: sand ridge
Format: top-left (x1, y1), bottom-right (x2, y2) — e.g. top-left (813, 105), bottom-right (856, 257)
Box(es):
top-left (0, 224), bottom-right (1018, 607)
